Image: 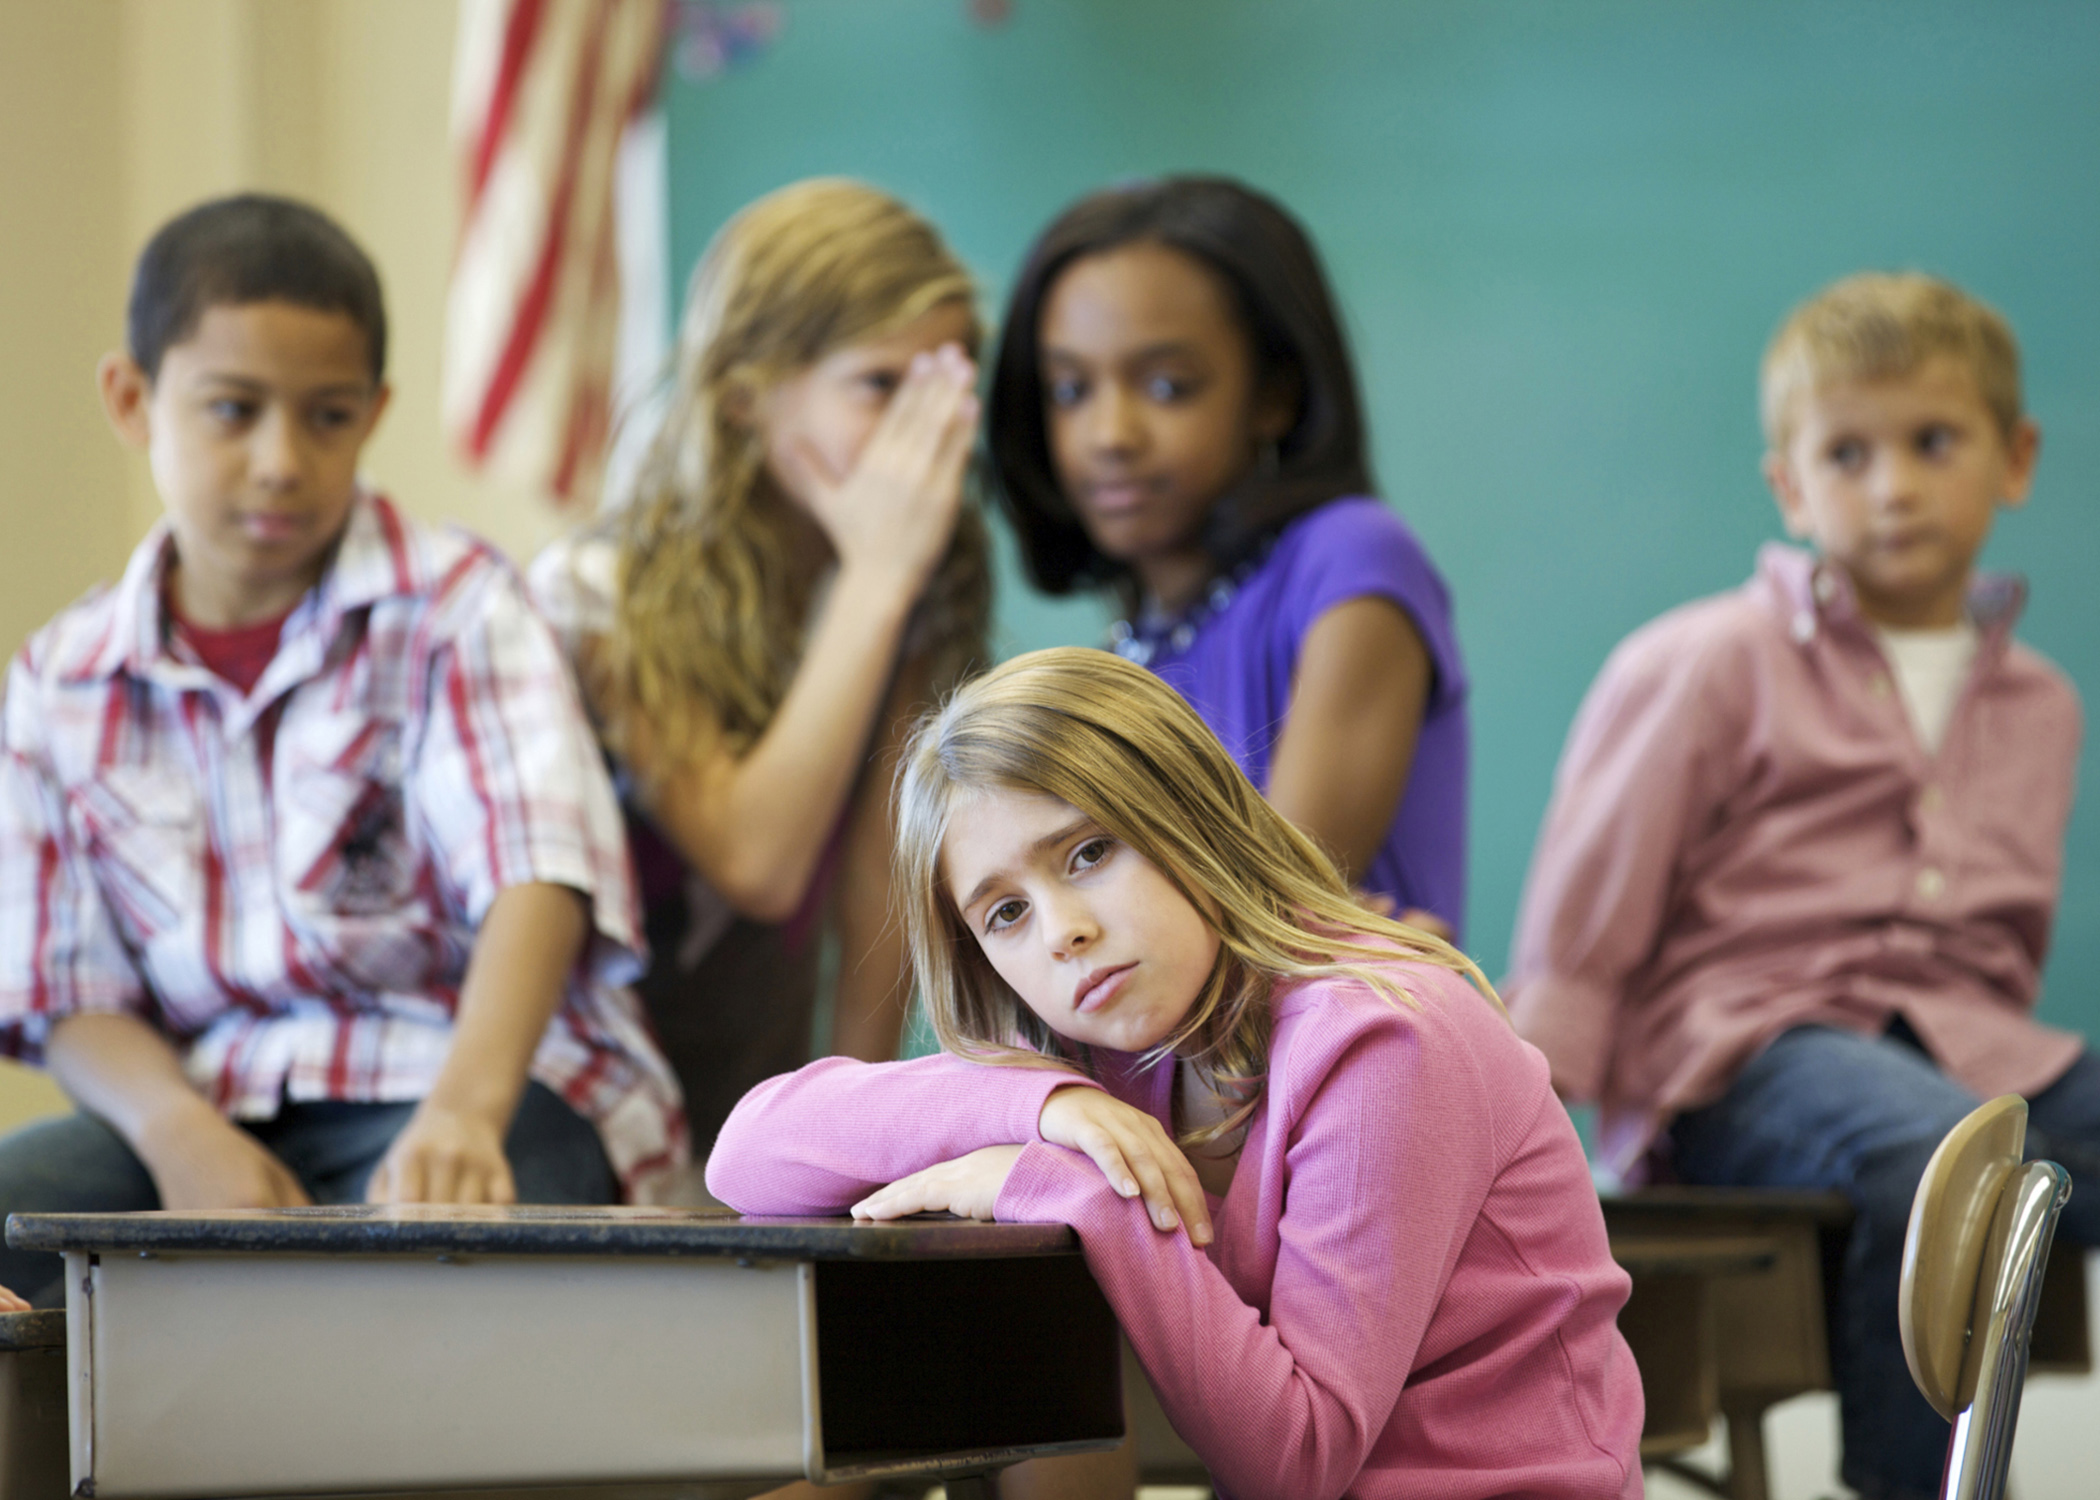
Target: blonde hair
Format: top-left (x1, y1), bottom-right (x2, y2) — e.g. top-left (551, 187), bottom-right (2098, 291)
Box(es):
top-left (895, 647), bottom-right (1496, 1145)
top-left (1761, 271), bottom-right (2023, 448)
top-left (607, 178), bottom-right (990, 760)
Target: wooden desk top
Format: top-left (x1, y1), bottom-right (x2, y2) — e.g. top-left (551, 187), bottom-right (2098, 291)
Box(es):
top-left (0, 1309), bottom-right (62, 1350)
top-left (6, 1204), bottom-right (1079, 1261)
top-left (1609, 1233), bottom-right (1781, 1278)
top-left (1600, 1187), bottom-right (1854, 1225)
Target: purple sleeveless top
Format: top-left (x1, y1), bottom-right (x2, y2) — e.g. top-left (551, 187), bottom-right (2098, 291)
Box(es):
top-left (1129, 497), bottom-right (1469, 940)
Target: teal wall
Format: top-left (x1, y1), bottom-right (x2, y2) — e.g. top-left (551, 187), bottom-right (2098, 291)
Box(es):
top-left (665, 1), bottom-right (2100, 1037)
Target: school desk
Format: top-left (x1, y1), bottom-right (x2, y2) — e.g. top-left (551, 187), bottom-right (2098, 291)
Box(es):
top-left (6, 1204), bottom-right (1125, 1500)
top-left (0, 1310), bottom-right (64, 1500)
top-left (1601, 1187), bottom-right (2090, 1500)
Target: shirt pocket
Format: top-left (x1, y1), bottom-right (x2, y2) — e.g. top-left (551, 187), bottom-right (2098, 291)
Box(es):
top-left (68, 766), bottom-right (205, 951)
top-left (279, 712), bottom-right (421, 918)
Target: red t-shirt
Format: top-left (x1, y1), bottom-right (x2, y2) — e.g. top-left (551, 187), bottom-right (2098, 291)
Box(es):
top-left (173, 603), bottom-right (291, 695)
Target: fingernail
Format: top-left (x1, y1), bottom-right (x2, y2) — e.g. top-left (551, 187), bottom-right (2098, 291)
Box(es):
top-left (1120, 1179), bottom-right (1138, 1197)
top-left (1154, 1207), bottom-right (1177, 1230)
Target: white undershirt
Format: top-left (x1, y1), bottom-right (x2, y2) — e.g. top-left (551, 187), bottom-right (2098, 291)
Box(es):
top-left (1873, 619), bottom-right (1980, 755)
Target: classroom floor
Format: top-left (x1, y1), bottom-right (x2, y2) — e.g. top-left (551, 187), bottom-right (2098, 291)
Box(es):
top-left (1647, 1253), bottom-right (2100, 1500)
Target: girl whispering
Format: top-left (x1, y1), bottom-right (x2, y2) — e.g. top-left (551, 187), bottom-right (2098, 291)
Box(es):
top-left (708, 648), bottom-right (1642, 1500)
top-left (988, 177), bottom-right (1468, 940)
top-left (532, 179), bottom-right (989, 1160)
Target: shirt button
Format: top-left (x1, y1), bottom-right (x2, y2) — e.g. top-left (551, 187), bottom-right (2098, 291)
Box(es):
top-left (1919, 784), bottom-right (1944, 814)
top-left (1916, 866), bottom-right (1946, 900)
top-left (1869, 673), bottom-right (1892, 698)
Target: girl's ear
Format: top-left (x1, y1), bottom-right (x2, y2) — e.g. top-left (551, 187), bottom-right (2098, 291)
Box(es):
top-left (1252, 366), bottom-right (1301, 447)
top-left (717, 367), bottom-right (763, 429)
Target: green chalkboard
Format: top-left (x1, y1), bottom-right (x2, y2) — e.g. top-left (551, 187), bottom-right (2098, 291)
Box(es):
top-left (665, 0), bottom-right (2100, 1039)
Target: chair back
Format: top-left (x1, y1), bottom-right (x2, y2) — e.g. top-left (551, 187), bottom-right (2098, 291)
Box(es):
top-left (1899, 1095), bottom-right (2072, 1500)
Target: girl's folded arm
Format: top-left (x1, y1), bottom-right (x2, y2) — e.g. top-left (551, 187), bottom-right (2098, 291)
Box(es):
top-left (705, 1053), bottom-right (1102, 1214)
top-left (996, 1022), bottom-right (1486, 1500)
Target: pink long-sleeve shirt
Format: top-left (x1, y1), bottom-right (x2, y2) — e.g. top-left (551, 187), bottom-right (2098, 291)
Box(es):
top-left (708, 960), bottom-right (1641, 1500)
top-left (1505, 544), bottom-right (2083, 1181)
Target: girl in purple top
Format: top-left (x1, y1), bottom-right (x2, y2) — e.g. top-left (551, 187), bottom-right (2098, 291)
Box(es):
top-left (708, 649), bottom-right (1640, 1500)
top-left (988, 177), bottom-right (1469, 940)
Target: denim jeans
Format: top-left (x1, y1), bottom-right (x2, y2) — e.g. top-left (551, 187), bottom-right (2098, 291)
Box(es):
top-left (1671, 1025), bottom-right (2100, 1500)
top-left (0, 1080), bottom-right (616, 1306)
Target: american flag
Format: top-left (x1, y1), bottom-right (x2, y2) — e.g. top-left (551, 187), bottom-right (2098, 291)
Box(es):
top-left (444, 0), bottom-right (668, 507)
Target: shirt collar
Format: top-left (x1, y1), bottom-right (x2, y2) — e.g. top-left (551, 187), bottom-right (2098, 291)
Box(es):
top-left (1754, 541), bottom-right (2027, 648)
top-left (63, 490), bottom-right (417, 686)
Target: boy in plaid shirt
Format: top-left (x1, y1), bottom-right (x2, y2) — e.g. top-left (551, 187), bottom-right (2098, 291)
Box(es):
top-left (0, 196), bottom-right (684, 1305)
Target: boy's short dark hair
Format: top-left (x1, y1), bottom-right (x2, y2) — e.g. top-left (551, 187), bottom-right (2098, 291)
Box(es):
top-left (988, 176), bottom-right (1375, 597)
top-left (128, 194), bottom-right (387, 383)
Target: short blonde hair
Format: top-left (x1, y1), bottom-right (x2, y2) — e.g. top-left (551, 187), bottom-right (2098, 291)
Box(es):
top-left (1760, 271), bottom-right (2023, 448)
top-left (894, 647), bottom-right (1495, 1145)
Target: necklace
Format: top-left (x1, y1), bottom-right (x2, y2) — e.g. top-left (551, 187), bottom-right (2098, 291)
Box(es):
top-left (1107, 542), bottom-right (1274, 668)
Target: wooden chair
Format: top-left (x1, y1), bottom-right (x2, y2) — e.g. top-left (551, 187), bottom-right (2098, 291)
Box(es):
top-left (1899, 1095), bottom-right (2071, 1500)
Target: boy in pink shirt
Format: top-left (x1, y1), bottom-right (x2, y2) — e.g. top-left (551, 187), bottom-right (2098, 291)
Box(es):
top-left (1506, 272), bottom-right (2089, 1500)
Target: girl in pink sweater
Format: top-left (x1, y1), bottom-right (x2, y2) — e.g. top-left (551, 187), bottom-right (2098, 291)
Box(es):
top-left (707, 649), bottom-right (1641, 1500)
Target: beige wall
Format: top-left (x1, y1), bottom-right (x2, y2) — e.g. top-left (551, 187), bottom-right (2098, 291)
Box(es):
top-left (0, 0), bottom-right (134, 670)
top-left (0, 0), bottom-right (566, 666)
top-left (0, 0), bottom-right (569, 1126)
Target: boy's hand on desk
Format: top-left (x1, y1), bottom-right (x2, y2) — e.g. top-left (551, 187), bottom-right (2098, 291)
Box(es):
top-left (366, 1102), bottom-right (515, 1205)
top-left (851, 1145), bottom-right (1024, 1224)
top-left (1039, 1085), bottom-right (1213, 1244)
top-left (139, 1101), bottom-right (312, 1210)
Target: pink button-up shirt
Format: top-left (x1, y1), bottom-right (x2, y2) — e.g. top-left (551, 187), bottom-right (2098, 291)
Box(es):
top-left (0, 494), bottom-right (687, 1198)
top-left (1505, 544), bottom-right (2083, 1180)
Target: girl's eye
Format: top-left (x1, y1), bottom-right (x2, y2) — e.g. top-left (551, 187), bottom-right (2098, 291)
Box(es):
top-left (1917, 423), bottom-right (1958, 458)
top-left (1046, 375), bottom-right (1086, 408)
top-left (209, 399), bottom-right (258, 424)
top-left (1071, 837), bottom-right (1113, 873)
top-left (985, 898), bottom-right (1028, 934)
top-left (859, 370), bottom-right (902, 399)
top-left (1142, 373), bottom-right (1194, 403)
top-left (311, 405), bottom-right (360, 432)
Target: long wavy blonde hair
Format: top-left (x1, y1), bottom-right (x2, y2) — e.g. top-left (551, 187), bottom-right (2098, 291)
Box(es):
top-left (895, 647), bottom-right (1498, 1145)
top-left (608, 179), bottom-right (990, 762)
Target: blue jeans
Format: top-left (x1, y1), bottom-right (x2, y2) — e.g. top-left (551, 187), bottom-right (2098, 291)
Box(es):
top-left (1671, 1025), bottom-right (2100, 1500)
top-left (0, 1081), bottom-right (615, 1306)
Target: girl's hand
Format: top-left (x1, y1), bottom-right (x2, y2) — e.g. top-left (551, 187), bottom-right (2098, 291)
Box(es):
top-left (1039, 1085), bottom-right (1213, 1245)
top-left (1397, 907), bottom-right (1454, 944)
top-left (366, 1102), bottom-right (515, 1205)
top-left (783, 343), bottom-right (979, 593)
top-left (851, 1144), bottom-right (1023, 1223)
top-left (0, 1286), bottom-right (28, 1313)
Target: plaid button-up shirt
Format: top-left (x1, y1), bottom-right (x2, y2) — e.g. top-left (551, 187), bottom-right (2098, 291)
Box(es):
top-left (0, 494), bottom-right (686, 1198)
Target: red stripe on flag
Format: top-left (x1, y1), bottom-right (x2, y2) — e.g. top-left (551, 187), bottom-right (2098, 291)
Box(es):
top-left (467, 0), bottom-right (550, 219)
top-left (467, 0), bottom-right (614, 461)
top-left (623, 4), bottom-right (668, 122)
